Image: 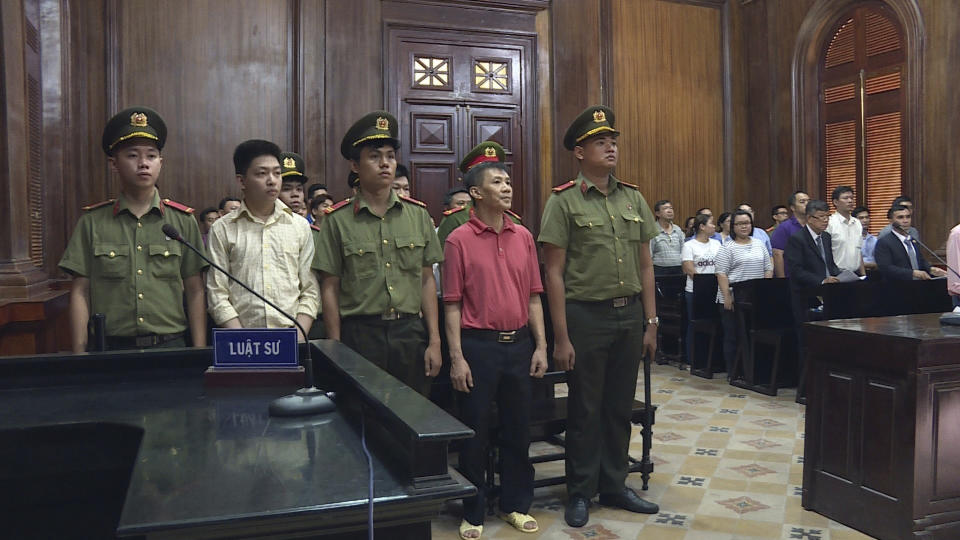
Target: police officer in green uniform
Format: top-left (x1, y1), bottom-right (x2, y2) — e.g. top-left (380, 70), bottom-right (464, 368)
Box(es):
top-left (436, 141), bottom-right (522, 245)
top-left (539, 105), bottom-right (661, 526)
top-left (278, 151), bottom-right (309, 216)
top-left (312, 111), bottom-right (443, 395)
top-left (59, 106), bottom-right (208, 353)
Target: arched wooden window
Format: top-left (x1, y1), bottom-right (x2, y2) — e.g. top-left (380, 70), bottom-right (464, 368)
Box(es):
top-left (820, 4), bottom-right (904, 233)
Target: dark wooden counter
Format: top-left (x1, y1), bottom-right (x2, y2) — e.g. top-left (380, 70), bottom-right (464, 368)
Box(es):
top-left (802, 313), bottom-right (960, 540)
top-left (0, 340), bottom-right (474, 539)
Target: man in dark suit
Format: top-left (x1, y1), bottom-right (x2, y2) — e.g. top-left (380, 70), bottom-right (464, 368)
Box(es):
top-left (784, 199), bottom-right (841, 324)
top-left (874, 205), bottom-right (946, 281)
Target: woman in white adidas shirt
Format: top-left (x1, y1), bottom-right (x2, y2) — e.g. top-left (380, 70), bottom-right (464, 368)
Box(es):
top-left (681, 214), bottom-right (721, 364)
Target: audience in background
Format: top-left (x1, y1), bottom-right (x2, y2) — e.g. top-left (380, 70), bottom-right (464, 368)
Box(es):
top-left (879, 196), bottom-right (920, 240)
top-left (218, 196), bottom-right (241, 217)
top-left (443, 186), bottom-right (471, 212)
top-left (305, 183), bottom-right (329, 224)
top-left (681, 213), bottom-right (720, 361)
top-left (854, 206), bottom-right (877, 270)
top-left (197, 207), bottom-right (219, 247)
top-left (309, 193), bottom-right (334, 225)
top-left (715, 210), bottom-right (773, 378)
top-left (826, 186), bottom-right (864, 275)
top-left (683, 216), bottom-right (696, 239)
top-left (736, 203), bottom-right (772, 256)
top-left (650, 200), bottom-right (684, 276)
top-left (392, 164), bottom-right (411, 198)
top-left (716, 212), bottom-right (733, 245)
top-left (767, 205), bottom-right (789, 233)
top-left (771, 191), bottom-right (810, 277)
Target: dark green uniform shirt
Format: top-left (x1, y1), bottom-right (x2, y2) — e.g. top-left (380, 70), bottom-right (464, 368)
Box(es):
top-left (538, 173), bottom-right (658, 301)
top-left (312, 191), bottom-right (443, 317)
top-left (436, 202), bottom-right (522, 245)
top-left (58, 190), bottom-right (208, 336)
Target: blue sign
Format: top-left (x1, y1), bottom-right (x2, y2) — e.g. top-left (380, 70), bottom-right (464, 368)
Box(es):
top-left (213, 328), bottom-right (299, 368)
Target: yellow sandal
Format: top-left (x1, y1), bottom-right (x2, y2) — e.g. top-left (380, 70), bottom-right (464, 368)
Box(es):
top-left (459, 519), bottom-right (482, 539)
top-left (502, 512), bottom-right (539, 533)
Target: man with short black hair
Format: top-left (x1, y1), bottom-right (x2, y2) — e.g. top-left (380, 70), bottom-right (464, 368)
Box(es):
top-left (827, 185), bottom-right (864, 275)
top-left (313, 112), bottom-right (443, 395)
top-left (206, 140), bottom-right (319, 341)
top-left (879, 196), bottom-right (920, 239)
top-left (771, 191), bottom-right (810, 277)
top-left (767, 205), bottom-right (789, 233)
top-left (197, 207), bottom-right (219, 247)
top-left (875, 205), bottom-right (945, 280)
top-left (443, 186), bottom-right (471, 211)
top-left (305, 183), bottom-right (328, 224)
top-left (853, 206), bottom-right (878, 270)
top-left (218, 196), bottom-right (241, 217)
top-left (392, 163), bottom-right (411, 198)
top-left (444, 159), bottom-right (547, 539)
top-left (650, 200), bottom-right (684, 276)
top-left (277, 152), bottom-right (309, 217)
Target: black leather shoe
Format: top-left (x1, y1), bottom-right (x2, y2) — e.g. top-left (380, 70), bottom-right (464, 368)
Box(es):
top-left (598, 487), bottom-right (659, 514)
top-left (564, 496), bottom-right (590, 527)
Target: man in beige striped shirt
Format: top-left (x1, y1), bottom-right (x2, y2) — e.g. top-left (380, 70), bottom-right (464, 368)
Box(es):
top-left (206, 140), bottom-right (319, 340)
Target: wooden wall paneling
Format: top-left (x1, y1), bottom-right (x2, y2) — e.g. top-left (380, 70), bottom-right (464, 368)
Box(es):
top-left (535, 8), bottom-right (553, 207)
top-left (116, 0), bottom-right (296, 213)
top-left (918, 0), bottom-right (960, 248)
top-left (299, 0), bottom-right (325, 188)
top-left (0, 0), bottom-right (48, 298)
top-left (324, 0), bottom-right (383, 202)
top-left (550, 0), bottom-right (604, 187)
top-left (610, 0), bottom-right (724, 224)
top-left (40, 0), bottom-right (65, 280)
top-left (726, 0), bottom-right (749, 217)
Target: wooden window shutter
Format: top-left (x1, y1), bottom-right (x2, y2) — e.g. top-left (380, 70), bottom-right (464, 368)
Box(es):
top-left (820, 5), bottom-right (904, 235)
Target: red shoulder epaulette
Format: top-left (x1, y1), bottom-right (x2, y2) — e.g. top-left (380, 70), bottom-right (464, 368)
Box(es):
top-left (552, 180), bottom-right (576, 193)
top-left (82, 199), bottom-right (116, 211)
top-left (162, 198), bottom-right (195, 214)
top-left (310, 223), bottom-right (321, 232)
top-left (324, 198), bottom-right (351, 214)
top-left (443, 205), bottom-right (467, 217)
top-left (506, 209), bottom-right (522, 222)
top-left (619, 180), bottom-right (640, 191)
top-left (400, 195), bottom-right (428, 208)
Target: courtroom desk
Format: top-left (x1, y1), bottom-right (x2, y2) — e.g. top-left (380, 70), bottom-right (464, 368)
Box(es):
top-left (0, 342), bottom-right (474, 539)
top-left (802, 314), bottom-right (960, 540)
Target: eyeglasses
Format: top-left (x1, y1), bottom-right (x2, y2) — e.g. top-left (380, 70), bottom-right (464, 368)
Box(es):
top-left (808, 214), bottom-right (829, 222)
top-left (733, 221), bottom-right (752, 227)
top-left (774, 211), bottom-right (789, 215)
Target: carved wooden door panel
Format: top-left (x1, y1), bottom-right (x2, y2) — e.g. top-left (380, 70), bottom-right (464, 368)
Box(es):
top-left (388, 32), bottom-right (527, 223)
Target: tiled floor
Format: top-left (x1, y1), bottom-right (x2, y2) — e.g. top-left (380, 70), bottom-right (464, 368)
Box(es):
top-left (431, 364), bottom-right (876, 540)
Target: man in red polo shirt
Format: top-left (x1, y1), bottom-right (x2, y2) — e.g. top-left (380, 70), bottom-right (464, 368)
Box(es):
top-left (443, 160), bottom-right (548, 539)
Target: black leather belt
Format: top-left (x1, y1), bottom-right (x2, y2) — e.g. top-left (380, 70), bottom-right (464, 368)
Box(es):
top-left (105, 332), bottom-right (185, 348)
top-left (570, 294), bottom-right (641, 309)
top-left (462, 326), bottom-right (530, 344)
top-left (344, 310), bottom-right (419, 323)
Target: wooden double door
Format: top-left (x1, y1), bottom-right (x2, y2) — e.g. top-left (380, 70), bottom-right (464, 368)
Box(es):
top-left (386, 26), bottom-right (536, 224)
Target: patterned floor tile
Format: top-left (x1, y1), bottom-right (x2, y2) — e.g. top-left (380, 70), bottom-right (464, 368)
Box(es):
top-left (430, 362), bottom-right (878, 540)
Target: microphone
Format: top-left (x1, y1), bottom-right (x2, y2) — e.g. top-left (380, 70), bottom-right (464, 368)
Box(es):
top-left (162, 224), bottom-right (335, 416)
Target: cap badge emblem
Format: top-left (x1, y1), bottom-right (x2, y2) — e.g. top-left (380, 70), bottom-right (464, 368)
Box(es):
top-left (593, 110), bottom-right (606, 123)
top-left (376, 117), bottom-right (389, 130)
top-left (283, 157), bottom-right (296, 169)
top-left (130, 112), bottom-right (148, 127)
top-left (484, 147), bottom-right (497, 157)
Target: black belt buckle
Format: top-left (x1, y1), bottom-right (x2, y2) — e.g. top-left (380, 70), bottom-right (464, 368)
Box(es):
top-left (612, 296), bottom-right (629, 308)
top-left (497, 330), bottom-right (517, 343)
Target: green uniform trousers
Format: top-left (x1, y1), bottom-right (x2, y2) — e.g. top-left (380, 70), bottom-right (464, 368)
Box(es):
top-left (341, 316), bottom-right (430, 396)
top-left (564, 298), bottom-right (644, 498)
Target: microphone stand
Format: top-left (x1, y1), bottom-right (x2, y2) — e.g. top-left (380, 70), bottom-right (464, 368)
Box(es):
top-left (162, 224), bottom-right (334, 416)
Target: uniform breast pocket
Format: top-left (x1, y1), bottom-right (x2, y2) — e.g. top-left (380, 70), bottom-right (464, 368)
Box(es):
top-left (343, 241), bottom-right (377, 278)
top-left (94, 244), bottom-right (129, 279)
top-left (620, 211), bottom-right (645, 242)
top-left (395, 236), bottom-right (426, 271)
top-left (149, 243), bottom-right (182, 280)
top-left (572, 214), bottom-right (609, 245)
